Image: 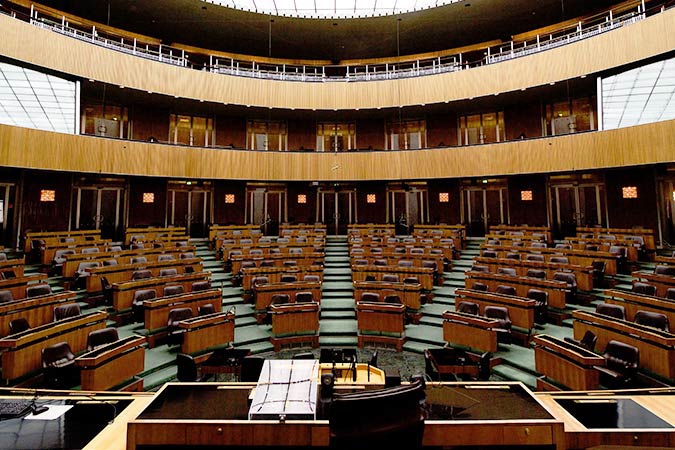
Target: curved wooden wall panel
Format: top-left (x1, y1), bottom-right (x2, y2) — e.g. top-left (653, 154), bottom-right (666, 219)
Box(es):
top-left (1, 9), bottom-right (675, 110)
top-left (1, 120), bottom-right (674, 180)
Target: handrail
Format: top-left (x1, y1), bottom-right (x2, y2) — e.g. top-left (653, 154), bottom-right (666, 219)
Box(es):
top-left (0, 1), bottom-right (669, 83)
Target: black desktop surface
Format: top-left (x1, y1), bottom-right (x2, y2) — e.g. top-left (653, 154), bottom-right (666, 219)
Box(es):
top-left (424, 383), bottom-right (555, 421)
top-left (555, 398), bottom-right (674, 429)
top-left (0, 398), bottom-right (132, 450)
top-left (135, 382), bottom-right (554, 422)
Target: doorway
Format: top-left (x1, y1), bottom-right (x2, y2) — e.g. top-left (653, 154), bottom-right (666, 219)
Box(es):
top-left (168, 187), bottom-right (211, 238)
top-left (548, 181), bottom-right (605, 239)
top-left (460, 185), bottom-right (508, 237)
top-left (317, 189), bottom-right (356, 235)
top-left (72, 186), bottom-right (125, 240)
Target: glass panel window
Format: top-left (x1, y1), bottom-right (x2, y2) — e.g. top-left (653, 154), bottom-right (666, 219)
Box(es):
top-left (82, 103), bottom-right (129, 139)
top-left (247, 120), bottom-right (287, 151)
top-left (169, 114), bottom-right (215, 146)
top-left (386, 119), bottom-right (426, 150)
top-left (459, 113), bottom-right (504, 145)
top-left (316, 123), bottom-right (356, 152)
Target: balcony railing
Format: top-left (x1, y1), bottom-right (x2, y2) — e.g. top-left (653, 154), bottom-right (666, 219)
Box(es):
top-left (1, 1), bottom-right (668, 83)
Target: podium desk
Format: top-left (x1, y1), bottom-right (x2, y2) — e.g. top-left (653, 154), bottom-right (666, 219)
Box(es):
top-left (532, 334), bottom-right (605, 391)
top-left (179, 310), bottom-right (236, 355)
top-left (126, 381), bottom-right (564, 449)
top-left (75, 336), bottom-right (146, 391)
top-left (270, 302), bottom-right (319, 351)
top-left (442, 311), bottom-right (499, 353)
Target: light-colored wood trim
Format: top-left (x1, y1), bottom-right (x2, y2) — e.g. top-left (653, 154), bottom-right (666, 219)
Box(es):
top-left (1, 120), bottom-right (675, 181)
top-left (2, 9), bottom-right (675, 109)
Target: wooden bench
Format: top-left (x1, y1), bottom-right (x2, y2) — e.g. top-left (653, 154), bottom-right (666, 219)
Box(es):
top-left (0, 256), bottom-right (25, 279)
top-left (270, 302), bottom-right (320, 351)
top-left (230, 252), bottom-right (325, 274)
top-left (75, 335), bottom-right (146, 391)
top-left (489, 225), bottom-right (552, 244)
top-left (41, 240), bottom-right (113, 266)
top-left (111, 272), bottom-right (212, 313)
top-left (85, 257), bottom-right (203, 293)
top-left (179, 310), bottom-right (236, 355)
top-left (241, 265), bottom-right (324, 292)
top-left (349, 251), bottom-right (448, 274)
top-left (631, 270), bottom-right (675, 298)
top-left (564, 237), bottom-right (639, 262)
top-left (352, 280), bottom-right (424, 323)
top-left (572, 310), bottom-right (675, 381)
top-left (464, 270), bottom-right (568, 310)
top-left (604, 289), bottom-right (675, 326)
top-left (532, 334), bottom-right (605, 391)
top-left (0, 291), bottom-right (78, 338)
top-left (473, 255), bottom-right (594, 291)
top-left (62, 246), bottom-right (196, 279)
top-left (0, 311), bottom-right (107, 382)
top-left (24, 229), bottom-right (101, 254)
top-left (351, 264), bottom-right (435, 291)
top-left (253, 280), bottom-right (322, 323)
top-left (442, 310), bottom-right (499, 353)
top-left (143, 288), bottom-right (223, 335)
top-left (357, 301), bottom-right (406, 351)
top-left (124, 227), bottom-right (187, 246)
top-left (0, 274), bottom-right (49, 300)
top-left (479, 244), bottom-right (618, 276)
top-left (454, 288), bottom-right (536, 339)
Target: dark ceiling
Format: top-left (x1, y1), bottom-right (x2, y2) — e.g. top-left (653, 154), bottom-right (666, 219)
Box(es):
top-left (34, 0), bottom-right (626, 61)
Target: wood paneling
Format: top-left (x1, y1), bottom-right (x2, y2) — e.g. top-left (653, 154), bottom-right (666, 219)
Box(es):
top-left (2, 9), bottom-right (675, 110)
top-left (3, 120), bottom-right (675, 181)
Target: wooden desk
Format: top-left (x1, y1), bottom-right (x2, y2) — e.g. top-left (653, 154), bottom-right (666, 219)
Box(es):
top-left (0, 290), bottom-right (77, 338)
top-left (62, 246), bottom-right (197, 279)
top-left (576, 226), bottom-right (655, 252)
top-left (572, 310), bottom-right (675, 380)
top-left (464, 270), bottom-right (568, 310)
top-left (454, 288), bottom-right (536, 333)
top-left (75, 336), bottom-right (146, 391)
top-left (0, 273), bottom-right (48, 300)
top-left (230, 252), bottom-right (325, 274)
top-left (24, 229), bottom-right (100, 254)
top-left (241, 265), bottom-right (324, 291)
top-left (489, 225), bottom-right (552, 244)
top-left (112, 272), bottom-right (212, 312)
top-left (564, 237), bottom-right (639, 262)
top-left (604, 288), bottom-right (675, 326)
top-left (349, 252), bottom-right (447, 274)
top-left (473, 255), bottom-right (594, 291)
top-left (479, 245), bottom-right (618, 276)
top-left (0, 256), bottom-right (25, 278)
top-left (270, 302), bottom-right (320, 351)
top-left (179, 310), bottom-right (236, 355)
top-left (208, 224), bottom-right (261, 242)
top-left (86, 257), bottom-right (203, 293)
top-left (442, 311), bottom-right (499, 353)
top-left (124, 227), bottom-right (187, 246)
top-left (631, 270), bottom-right (675, 298)
top-left (143, 288), bottom-right (223, 332)
top-left (353, 280), bottom-right (423, 312)
top-left (0, 311), bottom-right (107, 381)
top-left (351, 264), bottom-right (435, 291)
top-left (41, 240), bottom-right (112, 265)
top-left (532, 334), bottom-right (605, 391)
top-left (254, 281), bottom-right (322, 322)
top-left (356, 301), bottom-right (406, 351)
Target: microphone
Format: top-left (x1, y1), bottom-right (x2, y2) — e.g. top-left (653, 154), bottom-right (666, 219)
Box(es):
top-left (352, 357), bottom-right (357, 382)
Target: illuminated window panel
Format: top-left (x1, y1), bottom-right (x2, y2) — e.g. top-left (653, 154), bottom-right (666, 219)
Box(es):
top-left (297, 194), bottom-right (307, 204)
top-left (367, 194), bottom-right (376, 204)
top-left (672, 191), bottom-right (675, 202)
top-left (622, 186), bottom-right (638, 199)
top-left (142, 193), bottom-right (155, 203)
top-left (521, 190), bottom-right (533, 201)
top-left (225, 194), bottom-right (236, 204)
top-left (40, 190), bottom-right (55, 202)
top-left (439, 193), bottom-right (449, 203)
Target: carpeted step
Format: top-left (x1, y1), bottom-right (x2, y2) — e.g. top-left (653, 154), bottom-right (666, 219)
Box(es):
top-left (143, 365), bottom-right (179, 391)
top-left (404, 323), bottom-right (444, 347)
top-left (320, 319), bottom-right (358, 336)
top-left (421, 303), bottom-right (452, 318)
top-left (491, 364), bottom-right (538, 389)
top-left (319, 336), bottom-right (358, 347)
top-left (234, 324), bottom-right (271, 347)
top-left (320, 310), bottom-right (356, 320)
top-left (320, 298), bottom-right (357, 311)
